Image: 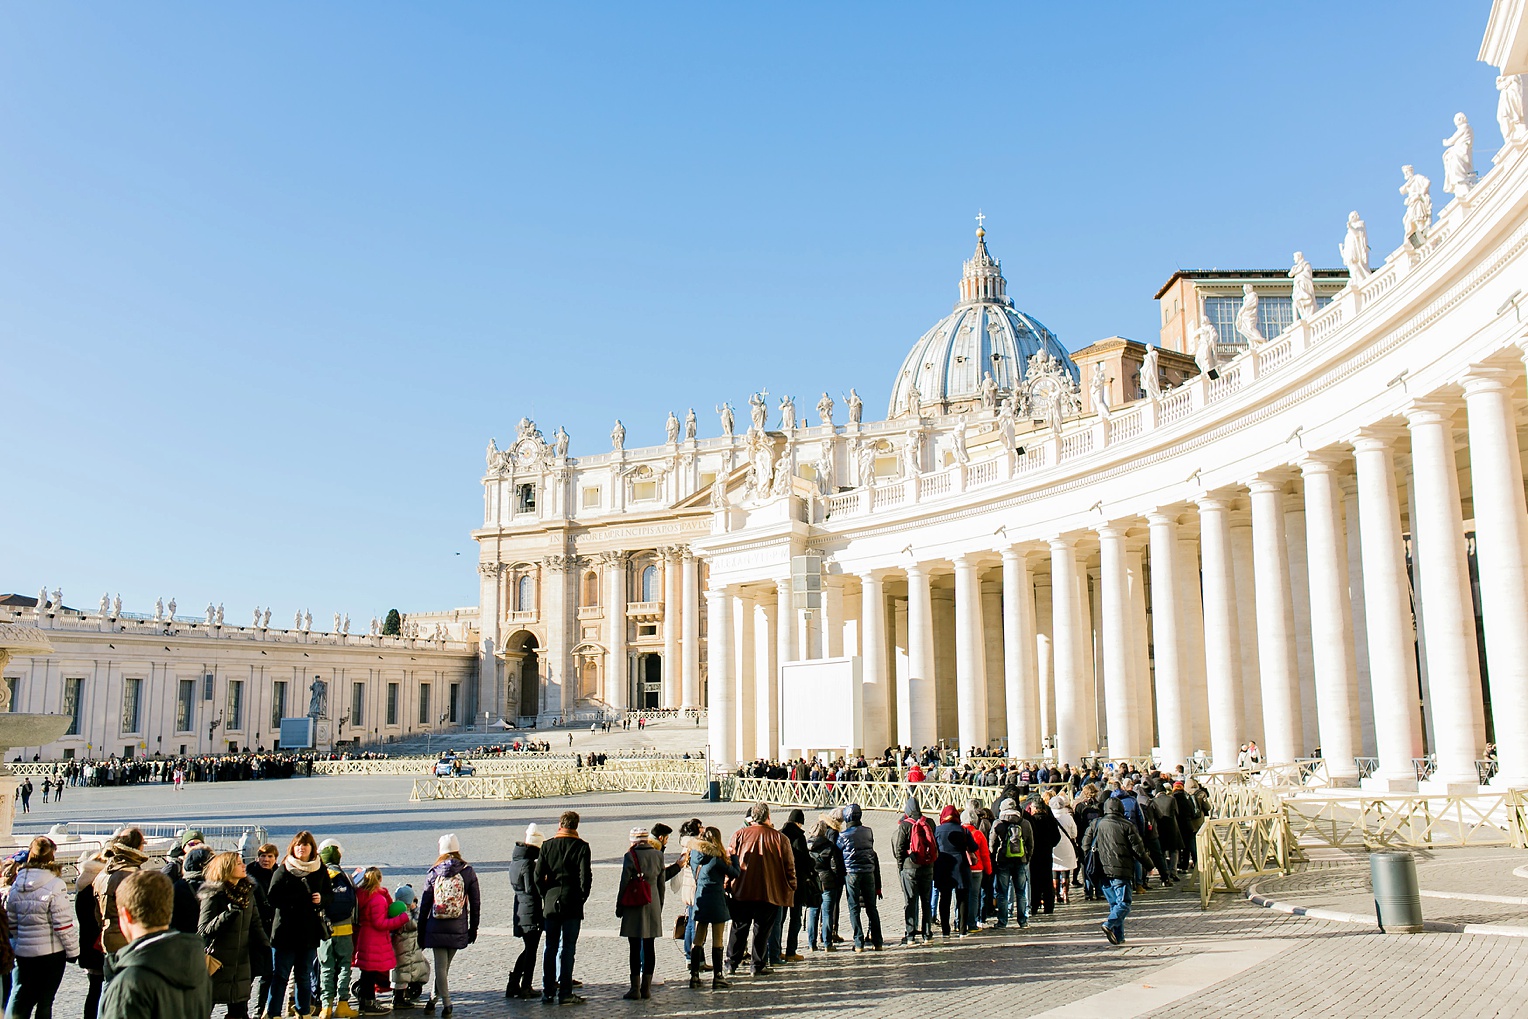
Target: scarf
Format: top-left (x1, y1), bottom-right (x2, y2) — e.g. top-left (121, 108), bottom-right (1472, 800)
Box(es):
top-left (682, 834), bottom-right (722, 858)
top-left (283, 855), bottom-right (320, 876)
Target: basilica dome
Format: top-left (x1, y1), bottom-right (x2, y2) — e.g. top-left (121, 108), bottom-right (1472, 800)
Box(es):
top-left (888, 228), bottom-right (1078, 417)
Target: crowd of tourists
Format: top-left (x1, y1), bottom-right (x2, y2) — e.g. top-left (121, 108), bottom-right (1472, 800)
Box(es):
top-left (16, 751), bottom-right (406, 791)
top-left (733, 749), bottom-right (1191, 794)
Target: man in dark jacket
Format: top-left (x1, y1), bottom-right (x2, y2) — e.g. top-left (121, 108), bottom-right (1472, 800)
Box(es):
top-left (1080, 798), bottom-right (1151, 945)
top-left (535, 810), bottom-right (592, 1005)
top-left (892, 797), bottom-right (935, 945)
top-left (836, 804), bottom-right (881, 951)
top-left (778, 809), bottom-right (816, 962)
top-left (1172, 781), bottom-right (1202, 871)
top-left (100, 870), bottom-right (213, 1019)
top-left (1151, 784), bottom-right (1183, 881)
top-left (724, 803), bottom-right (796, 977)
top-left (989, 799), bottom-right (1034, 928)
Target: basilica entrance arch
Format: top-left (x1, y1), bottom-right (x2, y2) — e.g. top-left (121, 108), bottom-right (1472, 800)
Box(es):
top-left (638, 653), bottom-right (662, 710)
top-left (503, 630), bottom-right (540, 719)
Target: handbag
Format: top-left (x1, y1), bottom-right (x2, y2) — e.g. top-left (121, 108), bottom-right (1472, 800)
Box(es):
top-left (671, 914), bottom-right (686, 940)
top-left (616, 849), bottom-right (653, 909)
top-left (316, 910), bottom-right (334, 942)
top-left (205, 952), bottom-right (223, 975)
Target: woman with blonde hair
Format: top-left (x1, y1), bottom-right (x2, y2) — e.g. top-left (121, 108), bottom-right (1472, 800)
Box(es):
top-left (4, 836), bottom-right (78, 1019)
top-left (199, 850), bottom-right (269, 1018)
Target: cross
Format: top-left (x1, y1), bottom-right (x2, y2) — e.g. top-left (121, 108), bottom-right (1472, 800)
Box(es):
top-left (975, 210), bottom-right (986, 229)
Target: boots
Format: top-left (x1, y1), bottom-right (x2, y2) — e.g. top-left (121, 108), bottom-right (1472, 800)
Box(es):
top-left (639, 973), bottom-right (652, 1000)
top-left (334, 1002), bottom-right (360, 1019)
top-left (622, 961), bottom-right (642, 1001)
top-left (357, 996), bottom-right (390, 1017)
top-left (688, 947), bottom-right (704, 989)
top-left (710, 948), bottom-right (729, 990)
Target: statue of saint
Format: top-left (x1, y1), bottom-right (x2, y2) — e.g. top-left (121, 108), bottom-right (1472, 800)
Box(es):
top-left (1498, 74), bottom-right (1526, 144)
top-left (112, 594), bottom-right (122, 617)
top-left (979, 371), bottom-right (999, 410)
top-left (902, 431), bottom-right (921, 478)
top-left (905, 381), bottom-right (921, 417)
top-left (1289, 251), bottom-right (1317, 321)
top-left (216, 604), bottom-right (224, 626)
top-left (1194, 316), bottom-right (1220, 377)
top-left (1235, 284), bottom-right (1265, 345)
top-left (485, 437), bottom-right (500, 470)
top-left (53, 588), bottom-right (63, 612)
top-left (1339, 211), bottom-right (1371, 282)
top-left (370, 616), bottom-right (380, 636)
top-left (684, 408), bottom-right (697, 441)
top-left (333, 612), bottom-right (342, 633)
top-left (665, 411), bottom-right (680, 444)
top-left (262, 608), bottom-right (271, 628)
top-left (206, 603), bottom-right (217, 625)
top-left (154, 597), bottom-right (164, 621)
top-left (748, 391), bottom-right (769, 431)
top-left (997, 398), bottom-right (1017, 448)
top-left (1442, 112), bottom-right (1475, 196)
top-left (779, 395), bottom-right (797, 432)
top-left (99, 593), bottom-right (109, 616)
top-left (610, 419), bottom-right (626, 451)
top-left (816, 392), bottom-right (835, 428)
top-left (1140, 344), bottom-right (1162, 400)
top-left (303, 609), bottom-right (312, 631)
top-left (166, 598), bottom-right (176, 622)
top-left (846, 388), bottom-right (863, 426)
top-left (307, 677), bottom-right (328, 718)
top-left (709, 473), bottom-right (728, 509)
top-left (294, 610), bottom-right (303, 630)
top-left (554, 426), bottom-right (570, 459)
top-left (771, 450), bottom-right (793, 496)
top-left (1090, 363), bottom-right (1112, 420)
top-left (253, 607), bottom-right (262, 627)
top-left (952, 415), bottom-right (970, 464)
top-left (1046, 386), bottom-right (1066, 436)
top-left (342, 614), bottom-right (350, 634)
top-left (856, 441), bottom-right (878, 488)
top-left (1399, 166), bottom-right (1433, 245)
top-left (718, 402), bottom-right (736, 436)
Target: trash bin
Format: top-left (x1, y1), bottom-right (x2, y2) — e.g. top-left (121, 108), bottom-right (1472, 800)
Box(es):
top-left (707, 779), bottom-right (721, 803)
top-left (1370, 851), bottom-right (1423, 933)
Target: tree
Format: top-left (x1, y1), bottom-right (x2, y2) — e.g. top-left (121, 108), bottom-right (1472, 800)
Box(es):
top-left (382, 609), bottom-right (402, 636)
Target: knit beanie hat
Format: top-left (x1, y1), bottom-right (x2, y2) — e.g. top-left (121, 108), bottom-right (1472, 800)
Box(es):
top-left (318, 839), bottom-right (343, 865)
top-left (524, 824), bottom-right (544, 848)
top-left (394, 884), bottom-right (416, 906)
top-left (439, 834), bottom-right (461, 856)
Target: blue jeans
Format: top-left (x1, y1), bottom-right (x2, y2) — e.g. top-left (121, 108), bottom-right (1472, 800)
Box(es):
top-left (994, 864), bottom-right (1030, 927)
top-left (681, 904), bottom-right (697, 959)
top-left (542, 915), bottom-right (582, 999)
top-left (1102, 878), bottom-right (1133, 938)
top-left (269, 945), bottom-right (318, 1016)
top-left (806, 885), bottom-right (840, 949)
top-left (845, 871), bottom-right (881, 949)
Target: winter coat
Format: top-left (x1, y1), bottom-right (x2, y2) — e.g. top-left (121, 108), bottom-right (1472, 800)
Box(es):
top-left (837, 806), bottom-right (876, 874)
top-left (779, 821), bottom-right (819, 905)
top-left (89, 844), bottom-right (147, 956)
top-left (535, 834), bottom-right (593, 922)
top-left (1051, 807), bottom-right (1079, 871)
top-left (725, 823), bottom-right (796, 908)
top-left (686, 838), bottom-right (739, 925)
top-left (508, 843), bottom-right (542, 937)
top-left (6, 866), bottom-right (80, 958)
top-left (1174, 789), bottom-right (1203, 838)
top-left (247, 862), bottom-right (276, 933)
top-left (933, 810), bottom-right (977, 891)
top-left (99, 930), bottom-right (214, 1019)
top-left (1113, 790), bottom-right (1145, 836)
top-left (961, 823), bottom-right (991, 876)
top-left (806, 821), bottom-right (844, 892)
top-left (893, 799), bottom-right (936, 875)
top-left (198, 878), bottom-right (269, 1005)
top-left (1152, 791), bottom-right (1183, 851)
top-left (1025, 802), bottom-right (1062, 880)
top-left (267, 859), bottom-right (333, 952)
top-left (353, 887), bottom-right (409, 972)
top-left (418, 859), bottom-right (480, 950)
top-left (1081, 799), bottom-right (1150, 881)
top-left (616, 843), bottom-right (680, 939)
top-left (390, 910), bottom-right (429, 986)
top-left (75, 859), bottom-right (106, 974)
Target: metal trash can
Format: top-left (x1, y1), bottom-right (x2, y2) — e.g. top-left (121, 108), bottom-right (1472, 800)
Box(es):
top-left (1370, 851), bottom-right (1423, 933)
top-left (707, 779), bottom-right (721, 803)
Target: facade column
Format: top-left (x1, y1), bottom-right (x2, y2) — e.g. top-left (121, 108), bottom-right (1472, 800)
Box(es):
top-left (662, 549), bottom-right (681, 709)
top-left (823, 579), bottom-right (846, 659)
top-left (1176, 531), bottom-right (1209, 758)
top-left (859, 573), bottom-right (890, 755)
top-left (705, 586), bottom-right (735, 768)
top-left (605, 552), bottom-right (628, 712)
top-left (1000, 549), bottom-right (1041, 759)
top-left (1463, 367), bottom-right (1528, 787)
top-left (1196, 495), bottom-right (1245, 772)
top-left (952, 554), bottom-right (989, 755)
top-left (1125, 541), bottom-right (1154, 756)
top-left (1352, 430), bottom-right (1424, 789)
top-left (1297, 455), bottom-right (1362, 783)
top-left (905, 563), bottom-right (937, 749)
top-left (1228, 511), bottom-right (1264, 742)
top-left (477, 563), bottom-right (503, 720)
top-left (1096, 525), bottom-right (1138, 758)
top-left (1146, 513), bottom-right (1189, 768)
top-left (1049, 538), bottom-right (1086, 764)
top-left (766, 579), bottom-right (793, 760)
top-left (681, 551), bottom-right (700, 709)
top-left (1247, 475), bottom-right (1303, 765)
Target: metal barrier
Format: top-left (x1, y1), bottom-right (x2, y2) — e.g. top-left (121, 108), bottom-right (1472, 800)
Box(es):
top-left (1283, 792), bottom-right (1526, 851)
top-left (1196, 812), bottom-right (1292, 909)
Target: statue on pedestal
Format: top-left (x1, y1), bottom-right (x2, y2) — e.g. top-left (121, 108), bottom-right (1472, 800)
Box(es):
top-left (952, 415), bottom-right (970, 464)
top-left (1289, 251), bottom-right (1317, 320)
top-left (1090, 363), bottom-right (1112, 420)
top-left (1442, 112), bottom-right (1476, 196)
top-left (979, 371), bottom-right (999, 411)
top-left (36, 588), bottom-right (48, 613)
top-left (718, 402), bottom-right (736, 437)
top-left (846, 388), bottom-right (863, 426)
top-left (1400, 165), bottom-right (1433, 246)
top-left (307, 677), bottom-right (327, 718)
top-left (253, 607), bottom-right (262, 627)
top-left (154, 598), bottom-right (164, 622)
top-left (1141, 344), bottom-right (1162, 401)
top-left (112, 595), bottom-right (122, 618)
top-left (816, 393), bottom-right (834, 428)
top-left (215, 604), bottom-right (224, 626)
top-left (554, 426), bottom-right (570, 459)
top-left (1339, 211), bottom-right (1371, 282)
top-left (611, 419), bottom-right (625, 451)
top-left (665, 411), bottom-right (680, 444)
top-left (99, 593), bottom-right (109, 617)
top-left (684, 408), bottom-right (697, 441)
top-left (262, 608), bottom-right (271, 628)
top-left (1194, 316), bottom-right (1220, 378)
top-left (779, 395), bottom-right (797, 432)
top-left (902, 431), bottom-right (921, 478)
top-left (166, 598), bottom-right (176, 622)
top-left (748, 391), bottom-right (769, 431)
top-left (1498, 74), bottom-right (1526, 144)
top-left (1234, 284), bottom-right (1265, 345)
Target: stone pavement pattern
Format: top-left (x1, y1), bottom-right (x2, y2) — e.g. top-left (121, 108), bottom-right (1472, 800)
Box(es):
top-left (15, 777), bottom-right (1528, 1018)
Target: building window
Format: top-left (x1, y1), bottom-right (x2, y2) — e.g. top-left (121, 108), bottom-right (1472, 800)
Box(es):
top-left (227, 680), bottom-right (244, 731)
top-left (121, 678), bottom-right (142, 734)
top-left (176, 679), bottom-right (196, 732)
top-left (641, 564), bottom-right (658, 602)
top-left (203, 673), bottom-right (215, 701)
top-left (350, 682), bottom-right (364, 726)
top-left (3, 677), bottom-right (16, 712)
top-left (448, 682), bottom-right (460, 724)
top-left (517, 575), bottom-right (534, 612)
top-left (387, 682), bottom-right (399, 726)
top-left (516, 483), bottom-right (536, 513)
top-left (581, 487), bottom-right (601, 509)
top-left (272, 681), bottom-right (287, 730)
top-left (631, 480), bottom-right (659, 501)
top-left (581, 571), bottom-right (599, 607)
top-left (63, 678), bottom-right (84, 736)
top-left (419, 683), bottom-right (431, 724)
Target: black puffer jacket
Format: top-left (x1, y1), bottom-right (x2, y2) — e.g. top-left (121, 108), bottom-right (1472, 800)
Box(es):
top-left (198, 878), bottom-right (269, 1005)
top-left (267, 860), bottom-right (333, 952)
top-left (780, 819), bottom-right (819, 906)
top-left (509, 842), bottom-right (541, 937)
top-left (1080, 799), bottom-right (1150, 881)
top-left (806, 821), bottom-right (844, 893)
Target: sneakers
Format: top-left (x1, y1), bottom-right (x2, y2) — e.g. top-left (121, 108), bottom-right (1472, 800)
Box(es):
top-left (558, 994), bottom-right (586, 1006)
top-left (1101, 923), bottom-right (1121, 946)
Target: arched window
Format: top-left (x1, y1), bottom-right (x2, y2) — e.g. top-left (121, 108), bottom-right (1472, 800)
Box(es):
top-left (641, 564), bottom-right (658, 602)
top-left (517, 575), bottom-right (534, 612)
top-left (582, 571), bottom-right (599, 607)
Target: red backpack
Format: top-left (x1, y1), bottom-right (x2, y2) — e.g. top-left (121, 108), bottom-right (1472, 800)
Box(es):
top-left (908, 817), bottom-right (938, 866)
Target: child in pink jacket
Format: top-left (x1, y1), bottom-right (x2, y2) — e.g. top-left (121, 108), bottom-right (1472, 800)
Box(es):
top-left (351, 868), bottom-right (410, 1015)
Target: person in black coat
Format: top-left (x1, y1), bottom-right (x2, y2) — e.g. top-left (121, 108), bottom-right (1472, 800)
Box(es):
top-left (506, 825), bottom-right (543, 1000)
top-left (932, 805), bottom-right (976, 937)
top-left (1025, 797), bottom-right (1061, 915)
top-left (805, 814), bottom-right (844, 950)
top-left (263, 831), bottom-right (332, 1019)
top-left (198, 851), bottom-right (270, 1018)
top-left (778, 809), bottom-right (817, 961)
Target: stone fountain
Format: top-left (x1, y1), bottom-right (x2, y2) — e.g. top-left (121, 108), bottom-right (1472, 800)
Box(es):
top-left (0, 623), bottom-right (73, 840)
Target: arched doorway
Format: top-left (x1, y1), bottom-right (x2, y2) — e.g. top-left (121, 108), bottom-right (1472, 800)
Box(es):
top-left (504, 630), bottom-right (540, 719)
top-left (639, 653), bottom-right (662, 710)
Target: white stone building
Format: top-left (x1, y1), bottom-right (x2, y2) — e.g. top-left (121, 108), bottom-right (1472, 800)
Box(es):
top-left (478, 3), bottom-right (1528, 793)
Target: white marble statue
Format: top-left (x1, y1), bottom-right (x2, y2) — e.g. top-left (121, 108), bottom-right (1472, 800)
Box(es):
top-left (1498, 74), bottom-right (1527, 144)
top-left (37, 587), bottom-right (48, 612)
top-left (261, 608), bottom-right (271, 628)
top-left (611, 419), bottom-right (625, 450)
top-left (294, 610), bottom-right (303, 630)
top-left (951, 415), bottom-right (970, 464)
top-left (979, 371), bottom-right (999, 411)
top-left (746, 430), bottom-right (773, 497)
top-left (166, 598), bottom-right (175, 622)
top-left (216, 604), bottom-right (224, 626)
top-left (779, 395), bottom-right (797, 432)
top-left (342, 614), bottom-right (350, 634)
top-left (846, 388), bottom-right (862, 426)
top-left (1442, 112), bottom-right (1476, 196)
top-left (1339, 211), bottom-right (1371, 282)
top-left (709, 473), bottom-right (727, 509)
top-left (154, 598), bottom-right (164, 621)
top-left (554, 426), bottom-right (570, 459)
top-left (1089, 363), bottom-right (1112, 420)
top-left (718, 402), bottom-right (736, 437)
top-left (902, 430), bottom-right (921, 477)
top-left (1289, 252), bottom-right (1317, 321)
top-left (771, 450), bottom-right (793, 496)
top-left (1046, 384), bottom-right (1067, 435)
top-left (748, 391), bottom-right (769, 431)
top-left (684, 408), bottom-right (697, 441)
top-left (253, 607), bottom-right (262, 627)
top-left (1400, 165), bottom-right (1433, 245)
top-left (333, 612), bottom-right (342, 633)
top-left (816, 392), bottom-right (834, 428)
top-left (856, 441), bottom-right (877, 488)
top-left (1194, 315), bottom-right (1220, 377)
top-left (206, 603), bottom-right (216, 625)
top-left (112, 594), bottom-right (122, 617)
top-left (51, 588), bottom-right (62, 612)
top-left (370, 616), bottom-right (380, 636)
top-left (816, 442), bottom-right (837, 493)
top-left (665, 411), bottom-right (680, 444)
top-left (997, 398), bottom-right (1017, 448)
top-left (1141, 344), bottom-right (1162, 400)
top-left (303, 609), bottom-right (312, 631)
top-left (99, 593), bottom-right (109, 616)
top-left (1235, 284), bottom-right (1265, 345)
top-left (905, 381), bottom-right (921, 417)
top-left (485, 438), bottom-right (499, 469)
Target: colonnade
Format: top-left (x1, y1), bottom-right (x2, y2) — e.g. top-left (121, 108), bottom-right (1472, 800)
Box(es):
top-left (705, 347), bottom-right (1528, 789)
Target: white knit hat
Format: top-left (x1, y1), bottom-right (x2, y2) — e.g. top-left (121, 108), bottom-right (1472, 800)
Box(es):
top-left (439, 833), bottom-right (461, 855)
top-left (629, 827), bottom-right (650, 843)
top-left (525, 823), bottom-right (544, 847)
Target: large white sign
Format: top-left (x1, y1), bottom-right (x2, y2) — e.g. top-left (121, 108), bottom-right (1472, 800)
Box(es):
top-left (779, 656), bottom-right (863, 755)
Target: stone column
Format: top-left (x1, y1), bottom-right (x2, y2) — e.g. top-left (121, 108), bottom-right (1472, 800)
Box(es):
top-left (1176, 530), bottom-right (1209, 758)
top-left (1228, 511), bottom-right (1264, 742)
top-left (606, 553), bottom-right (628, 712)
top-left (906, 563), bottom-right (938, 748)
top-left (859, 572), bottom-right (890, 754)
top-left (824, 580), bottom-right (846, 659)
top-left (1342, 476), bottom-right (1377, 758)
top-left (1196, 495), bottom-right (1244, 772)
top-left (1001, 549), bottom-right (1041, 759)
top-left (1147, 513), bottom-right (1189, 768)
top-left (1297, 454), bottom-right (1362, 784)
top-left (1125, 541), bottom-right (1154, 756)
top-left (477, 563), bottom-right (502, 719)
top-left (1248, 475), bottom-right (1303, 765)
top-left (768, 579), bottom-right (793, 759)
top-left (1096, 526), bottom-right (1137, 759)
top-left (1463, 367), bottom-right (1528, 788)
top-left (681, 551), bottom-right (701, 709)
top-left (952, 554), bottom-right (989, 755)
top-left (662, 550), bottom-right (682, 710)
top-left (705, 586), bottom-right (735, 768)
top-left (1352, 430), bottom-right (1423, 789)
top-left (1049, 538), bottom-right (1086, 764)
top-left (1406, 402), bottom-right (1487, 790)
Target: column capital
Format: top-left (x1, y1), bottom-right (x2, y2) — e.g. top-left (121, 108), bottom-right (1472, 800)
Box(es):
top-left (1047, 534), bottom-right (1076, 552)
top-left (904, 561), bottom-right (927, 580)
top-left (1461, 365), bottom-right (1518, 396)
top-left (1296, 449), bottom-right (1346, 476)
top-left (856, 567), bottom-right (890, 583)
top-left (1093, 523), bottom-right (1128, 541)
top-left (774, 576), bottom-right (792, 594)
top-left (1193, 491), bottom-right (1234, 513)
top-left (1403, 398), bottom-right (1459, 428)
top-left (1000, 545), bottom-right (1030, 565)
top-left (951, 552), bottom-right (976, 569)
top-left (1245, 471), bottom-right (1293, 495)
top-left (1145, 510), bottom-right (1181, 528)
top-left (1349, 424), bottom-right (1406, 453)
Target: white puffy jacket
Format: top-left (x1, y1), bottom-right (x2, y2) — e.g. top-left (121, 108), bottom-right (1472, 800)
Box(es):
top-left (5, 866), bottom-right (80, 958)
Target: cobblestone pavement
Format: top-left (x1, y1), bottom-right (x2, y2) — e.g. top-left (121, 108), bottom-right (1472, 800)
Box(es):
top-left (17, 778), bottom-right (1528, 1017)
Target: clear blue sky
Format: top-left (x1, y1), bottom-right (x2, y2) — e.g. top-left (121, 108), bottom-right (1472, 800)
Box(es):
top-left (0, 2), bottom-right (1500, 622)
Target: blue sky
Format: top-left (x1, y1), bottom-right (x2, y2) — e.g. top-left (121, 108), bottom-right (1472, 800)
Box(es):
top-left (0, 2), bottom-right (1500, 622)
